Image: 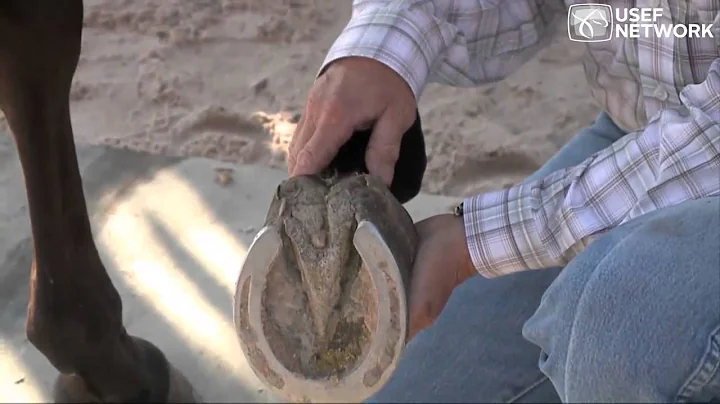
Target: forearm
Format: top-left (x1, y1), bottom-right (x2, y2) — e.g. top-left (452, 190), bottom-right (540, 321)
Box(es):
top-left (463, 59), bottom-right (720, 278)
top-left (319, 0), bottom-right (563, 100)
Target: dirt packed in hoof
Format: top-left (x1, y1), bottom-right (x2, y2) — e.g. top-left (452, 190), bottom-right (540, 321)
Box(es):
top-left (261, 250), bottom-right (379, 380)
top-left (311, 318), bottom-right (368, 376)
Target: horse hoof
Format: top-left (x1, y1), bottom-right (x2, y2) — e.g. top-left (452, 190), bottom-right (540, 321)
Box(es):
top-left (52, 337), bottom-right (200, 403)
top-left (165, 362), bottom-right (200, 403)
top-left (52, 374), bottom-right (100, 403)
top-left (234, 174), bottom-right (418, 403)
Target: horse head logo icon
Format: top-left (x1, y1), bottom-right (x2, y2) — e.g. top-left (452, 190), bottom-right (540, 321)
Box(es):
top-left (568, 4), bottom-right (613, 42)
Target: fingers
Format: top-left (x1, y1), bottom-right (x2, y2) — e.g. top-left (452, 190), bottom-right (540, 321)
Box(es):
top-left (287, 113), bottom-right (310, 175)
top-left (288, 56), bottom-right (416, 179)
top-left (288, 71), bottom-right (358, 177)
top-left (292, 111), bottom-right (355, 177)
top-left (365, 109), bottom-right (405, 186)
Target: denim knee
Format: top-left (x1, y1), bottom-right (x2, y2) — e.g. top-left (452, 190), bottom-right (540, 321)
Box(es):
top-left (522, 197), bottom-right (720, 402)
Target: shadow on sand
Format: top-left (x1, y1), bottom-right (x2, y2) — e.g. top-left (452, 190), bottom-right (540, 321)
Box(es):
top-left (0, 139), bottom-right (277, 402)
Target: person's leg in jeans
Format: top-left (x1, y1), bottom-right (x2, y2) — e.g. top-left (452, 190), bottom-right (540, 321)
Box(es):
top-left (523, 197), bottom-right (720, 402)
top-left (366, 112), bottom-right (628, 403)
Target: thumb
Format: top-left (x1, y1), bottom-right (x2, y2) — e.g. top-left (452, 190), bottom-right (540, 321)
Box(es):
top-left (406, 253), bottom-right (453, 342)
top-left (365, 109), bottom-right (406, 186)
top-left (407, 281), bottom-right (451, 342)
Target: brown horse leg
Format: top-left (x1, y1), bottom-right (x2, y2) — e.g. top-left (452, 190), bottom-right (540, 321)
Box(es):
top-left (0, 1), bottom-right (197, 402)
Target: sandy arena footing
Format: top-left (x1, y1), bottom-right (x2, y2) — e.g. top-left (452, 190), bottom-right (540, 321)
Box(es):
top-left (0, 132), bottom-right (459, 403)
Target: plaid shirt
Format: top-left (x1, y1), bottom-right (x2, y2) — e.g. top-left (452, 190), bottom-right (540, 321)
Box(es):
top-left (320, 0), bottom-right (720, 277)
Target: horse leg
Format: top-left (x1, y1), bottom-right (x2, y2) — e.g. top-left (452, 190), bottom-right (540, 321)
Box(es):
top-left (0, 1), bottom-right (197, 402)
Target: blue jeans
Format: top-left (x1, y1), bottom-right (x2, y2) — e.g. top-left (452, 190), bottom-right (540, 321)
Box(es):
top-left (367, 113), bottom-right (720, 402)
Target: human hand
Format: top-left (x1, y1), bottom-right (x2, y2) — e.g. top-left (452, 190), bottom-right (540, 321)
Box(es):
top-left (288, 56), bottom-right (417, 186)
top-left (407, 213), bottom-right (477, 341)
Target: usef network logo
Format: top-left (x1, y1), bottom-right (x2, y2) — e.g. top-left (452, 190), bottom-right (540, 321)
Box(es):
top-left (568, 4), bottom-right (613, 42)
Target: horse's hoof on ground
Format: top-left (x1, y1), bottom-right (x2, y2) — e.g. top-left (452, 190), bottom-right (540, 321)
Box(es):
top-left (52, 337), bottom-right (200, 403)
top-left (165, 361), bottom-right (200, 403)
top-left (52, 374), bottom-right (100, 403)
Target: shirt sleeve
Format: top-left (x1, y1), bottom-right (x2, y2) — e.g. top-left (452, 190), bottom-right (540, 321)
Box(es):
top-left (319, 0), bottom-right (564, 99)
top-left (463, 58), bottom-right (720, 278)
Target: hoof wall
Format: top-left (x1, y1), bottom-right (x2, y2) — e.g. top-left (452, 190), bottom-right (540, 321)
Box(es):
top-left (52, 337), bottom-right (200, 403)
top-left (166, 363), bottom-right (201, 403)
top-left (52, 374), bottom-right (100, 403)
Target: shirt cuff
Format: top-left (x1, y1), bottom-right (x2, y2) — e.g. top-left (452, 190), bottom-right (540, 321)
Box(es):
top-left (317, 6), bottom-right (447, 100)
top-left (461, 182), bottom-right (562, 278)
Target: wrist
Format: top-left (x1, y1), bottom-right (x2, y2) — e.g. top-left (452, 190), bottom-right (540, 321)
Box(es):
top-left (446, 212), bottom-right (476, 284)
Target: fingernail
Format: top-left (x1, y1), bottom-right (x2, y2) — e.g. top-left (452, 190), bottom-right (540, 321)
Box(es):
top-left (293, 150), bottom-right (313, 176)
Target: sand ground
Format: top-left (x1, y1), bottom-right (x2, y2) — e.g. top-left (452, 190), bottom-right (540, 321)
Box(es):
top-left (1, 0), bottom-right (600, 198)
top-left (0, 138), bottom-right (461, 402)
